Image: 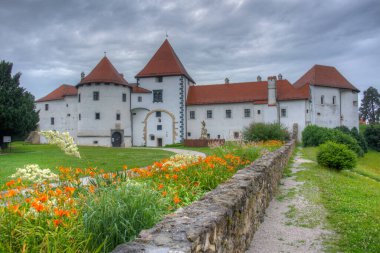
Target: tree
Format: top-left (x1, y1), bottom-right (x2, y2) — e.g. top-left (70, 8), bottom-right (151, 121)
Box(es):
top-left (359, 86), bottom-right (380, 124)
top-left (0, 60), bottom-right (39, 150)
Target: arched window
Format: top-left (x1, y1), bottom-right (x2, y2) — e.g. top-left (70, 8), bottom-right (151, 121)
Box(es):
top-left (321, 95), bottom-right (324, 105)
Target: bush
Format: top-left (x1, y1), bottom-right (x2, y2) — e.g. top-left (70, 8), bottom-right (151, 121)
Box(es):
top-left (350, 127), bottom-right (368, 153)
top-left (83, 182), bottom-right (166, 252)
top-left (317, 141), bottom-right (357, 170)
top-left (243, 123), bottom-right (289, 142)
top-left (364, 124), bottom-right (380, 151)
top-left (302, 125), bottom-right (363, 156)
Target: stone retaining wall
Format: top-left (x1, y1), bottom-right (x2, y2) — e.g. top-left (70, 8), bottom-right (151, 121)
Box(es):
top-left (113, 125), bottom-right (297, 253)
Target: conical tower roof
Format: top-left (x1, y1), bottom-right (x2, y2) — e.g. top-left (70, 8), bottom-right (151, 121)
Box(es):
top-left (78, 56), bottom-right (128, 86)
top-left (136, 39), bottom-right (195, 83)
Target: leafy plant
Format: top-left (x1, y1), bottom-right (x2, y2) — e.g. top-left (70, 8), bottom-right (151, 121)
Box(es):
top-left (364, 124), bottom-right (380, 151)
top-left (317, 141), bottom-right (357, 170)
top-left (243, 123), bottom-right (289, 142)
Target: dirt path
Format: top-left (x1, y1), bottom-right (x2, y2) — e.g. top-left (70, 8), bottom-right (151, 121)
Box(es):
top-left (246, 152), bottom-right (333, 253)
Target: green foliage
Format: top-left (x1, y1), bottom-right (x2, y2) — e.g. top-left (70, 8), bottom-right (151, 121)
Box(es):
top-left (302, 125), bottom-right (363, 156)
top-left (83, 182), bottom-right (166, 252)
top-left (350, 127), bottom-right (368, 153)
top-left (243, 123), bottom-right (289, 142)
top-left (317, 141), bottom-right (357, 170)
top-left (0, 60), bottom-right (39, 149)
top-left (364, 124), bottom-right (380, 151)
top-left (164, 142), bottom-right (184, 148)
top-left (359, 86), bottom-right (380, 124)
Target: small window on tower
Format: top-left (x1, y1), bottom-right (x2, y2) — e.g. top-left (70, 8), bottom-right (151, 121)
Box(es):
top-left (190, 111), bottom-right (195, 119)
top-left (95, 112), bottom-right (100, 120)
top-left (156, 111), bottom-right (161, 117)
top-left (50, 117), bottom-right (54, 125)
top-left (281, 108), bottom-right (287, 117)
top-left (78, 94), bottom-right (81, 103)
top-left (156, 76), bottom-right (163, 83)
top-left (138, 96), bottom-right (142, 102)
top-left (150, 135), bottom-right (155, 141)
top-left (244, 109), bottom-right (251, 117)
top-left (207, 133), bottom-right (210, 138)
top-left (207, 110), bottom-right (213, 119)
top-left (187, 132), bottom-right (191, 137)
top-left (122, 93), bottom-right (127, 102)
top-left (116, 113), bottom-right (121, 120)
top-left (157, 125), bottom-right (162, 131)
top-left (79, 114), bottom-right (81, 120)
top-left (333, 96), bottom-right (336, 105)
top-left (153, 90), bottom-right (163, 103)
top-left (226, 110), bottom-right (232, 118)
top-left (93, 91), bottom-right (99, 101)
top-left (45, 104), bottom-right (49, 111)
top-left (321, 95), bottom-right (324, 105)
top-left (257, 110), bottom-right (261, 115)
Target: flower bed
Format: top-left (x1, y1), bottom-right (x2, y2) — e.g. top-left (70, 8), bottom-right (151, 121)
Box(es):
top-left (0, 137), bottom-right (283, 252)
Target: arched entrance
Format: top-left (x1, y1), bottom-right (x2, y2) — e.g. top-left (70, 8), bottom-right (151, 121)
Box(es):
top-left (111, 131), bottom-right (122, 147)
top-left (143, 109), bottom-right (177, 147)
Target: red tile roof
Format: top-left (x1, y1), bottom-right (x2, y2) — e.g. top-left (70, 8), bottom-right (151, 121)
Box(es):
top-left (128, 83), bottom-right (152, 93)
top-left (78, 56), bottom-right (128, 86)
top-left (294, 64), bottom-right (359, 92)
top-left (186, 80), bottom-right (309, 105)
top-left (36, 84), bottom-right (77, 102)
top-left (136, 39), bottom-right (195, 83)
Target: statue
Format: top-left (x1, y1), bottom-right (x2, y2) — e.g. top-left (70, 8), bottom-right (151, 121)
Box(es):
top-left (200, 120), bottom-right (208, 139)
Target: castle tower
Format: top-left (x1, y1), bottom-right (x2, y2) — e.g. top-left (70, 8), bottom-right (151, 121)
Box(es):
top-left (76, 56), bottom-right (132, 147)
top-left (132, 39), bottom-right (195, 146)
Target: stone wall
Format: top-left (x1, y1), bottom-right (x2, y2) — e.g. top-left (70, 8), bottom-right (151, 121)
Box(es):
top-left (113, 125), bottom-right (297, 253)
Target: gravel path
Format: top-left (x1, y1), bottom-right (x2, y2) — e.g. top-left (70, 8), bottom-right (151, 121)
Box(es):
top-left (160, 148), bottom-right (206, 158)
top-left (246, 152), bottom-right (333, 253)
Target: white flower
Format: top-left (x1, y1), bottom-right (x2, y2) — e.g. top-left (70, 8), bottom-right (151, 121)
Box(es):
top-left (10, 164), bottom-right (59, 184)
top-left (39, 130), bottom-right (81, 158)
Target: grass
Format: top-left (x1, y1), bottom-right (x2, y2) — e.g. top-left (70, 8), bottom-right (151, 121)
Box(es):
top-left (0, 142), bottom-right (174, 185)
top-left (298, 147), bottom-right (380, 252)
top-left (355, 150), bottom-right (380, 182)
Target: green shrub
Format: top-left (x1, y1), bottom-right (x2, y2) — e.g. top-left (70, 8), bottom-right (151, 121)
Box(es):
top-left (350, 127), bottom-right (368, 153)
top-left (364, 124), bottom-right (380, 151)
top-left (317, 141), bottom-right (357, 170)
top-left (302, 125), bottom-right (334, 146)
top-left (302, 125), bottom-right (363, 156)
top-left (83, 182), bottom-right (166, 252)
top-left (243, 123), bottom-right (289, 142)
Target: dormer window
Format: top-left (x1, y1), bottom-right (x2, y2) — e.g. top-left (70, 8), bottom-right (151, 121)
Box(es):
top-left (156, 76), bottom-right (163, 83)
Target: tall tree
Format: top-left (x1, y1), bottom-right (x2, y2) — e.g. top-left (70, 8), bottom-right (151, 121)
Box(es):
top-left (359, 86), bottom-right (380, 124)
top-left (0, 60), bottom-right (39, 149)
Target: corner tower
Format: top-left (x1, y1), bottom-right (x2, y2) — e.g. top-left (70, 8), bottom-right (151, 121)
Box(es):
top-left (132, 39), bottom-right (195, 146)
top-left (76, 56), bottom-right (132, 147)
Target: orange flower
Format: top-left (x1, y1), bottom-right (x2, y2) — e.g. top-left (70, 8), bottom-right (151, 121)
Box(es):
top-left (31, 201), bottom-right (45, 212)
top-left (25, 198), bottom-right (31, 203)
top-left (37, 194), bottom-right (48, 202)
top-left (55, 188), bottom-right (63, 196)
top-left (173, 195), bottom-right (181, 204)
top-left (172, 174), bottom-right (178, 180)
top-left (53, 219), bottom-right (62, 227)
top-left (158, 184), bottom-right (164, 190)
top-left (103, 174), bottom-right (109, 179)
top-left (162, 191), bottom-right (168, 197)
top-left (165, 174), bottom-right (170, 179)
top-left (9, 204), bottom-right (20, 213)
top-left (4, 189), bottom-right (18, 198)
top-left (6, 180), bottom-right (15, 187)
top-left (123, 165), bottom-right (128, 170)
top-left (54, 208), bottom-right (70, 217)
top-left (88, 185), bottom-right (96, 193)
top-left (64, 186), bottom-right (75, 195)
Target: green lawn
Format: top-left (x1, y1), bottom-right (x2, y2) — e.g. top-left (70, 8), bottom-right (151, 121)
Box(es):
top-left (298, 147), bottom-right (380, 252)
top-left (0, 142), bottom-right (174, 185)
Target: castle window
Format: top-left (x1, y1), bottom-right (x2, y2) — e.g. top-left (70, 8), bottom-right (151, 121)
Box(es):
top-left (93, 140), bottom-right (98, 144)
top-left (93, 91), bottom-right (99, 101)
top-left (67, 114), bottom-right (70, 117)
top-left (66, 104), bottom-right (68, 107)
top-left (257, 110), bottom-right (261, 115)
top-left (138, 96), bottom-right (142, 102)
top-left (150, 135), bottom-right (155, 141)
top-left (157, 125), bottom-right (162, 131)
top-left (153, 90), bottom-right (163, 103)
top-left (333, 96), bottom-right (336, 105)
top-left (79, 114), bottom-right (81, 120)
top-left (78, 94), bottom-right (81, 103)
top-left (190, 111), bottom-right (195, 119)
top-left (156, 111), bottom-right (161, 117)
top-left (226, 110), bottom-right (232, 118)
top-left (95, 112), bottom-right (100, 120)
top-left (45, 104), bottom-right (49, 111)
top-left (281, 108), bottom-right (287, 117)
top-left (156, 76), bottom-right (163, 83)
top-left (244, 109), bottom-right (251, 118)
top-left (321, 95), bottom-right (324, 105)
top-left (50, 117), bottom-right (54, 125)
top-left (207, 133), bottom-right (210, 138)
top-left (116, 113), bottom-right (120, 120)
top-left (234, 132), bottom-right (240, 139)
top-left (187, 132), bottom-right (191, 137)
top-left (207, 110), bottom-right (213, 119)
top-left (353, 101), bottom-right (358, 106)
top-left (217, 135), bottom-right (221, 139)
top-left (122, 93), bottom-right (127, 102)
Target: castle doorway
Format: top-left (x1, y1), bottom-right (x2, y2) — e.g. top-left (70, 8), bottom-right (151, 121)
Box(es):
top-left (111, 131), bottom-right (122, 147)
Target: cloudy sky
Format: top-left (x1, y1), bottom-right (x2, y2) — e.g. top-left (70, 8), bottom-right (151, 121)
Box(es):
top-left (1, 0), bottom-right (379, 99)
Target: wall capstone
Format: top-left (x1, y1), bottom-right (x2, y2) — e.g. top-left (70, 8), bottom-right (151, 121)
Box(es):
top-left (112, 124), bottom-right (298, 253)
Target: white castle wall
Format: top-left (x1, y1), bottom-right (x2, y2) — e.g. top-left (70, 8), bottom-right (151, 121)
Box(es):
top-left (278, 100), bottom-right (307, 140)
top-left (36, 96), bottom-right (78, 143)
top-left (341, 89), bottom-right (359, 129)
top-left (77, 83), bottom-right (131, 147)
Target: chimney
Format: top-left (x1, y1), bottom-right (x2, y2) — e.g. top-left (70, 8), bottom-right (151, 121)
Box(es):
top-left (80, 72), bottom-right (85, 80)
top-left (278, 73), bottom-right (283, 80)
top-left (267, 76), bottom-right (277, 105)
top-left (257, 75), bottom-right (262, 82)
top-left (225, 77), bottom-right (230, 84)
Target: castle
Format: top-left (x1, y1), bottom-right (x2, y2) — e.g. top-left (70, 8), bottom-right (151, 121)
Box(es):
top-left (36, 39), bottom-right (359, 147)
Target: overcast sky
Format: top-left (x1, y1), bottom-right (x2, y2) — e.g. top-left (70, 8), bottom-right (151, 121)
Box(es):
top-left (1, 0), bottom-right (379, 100)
